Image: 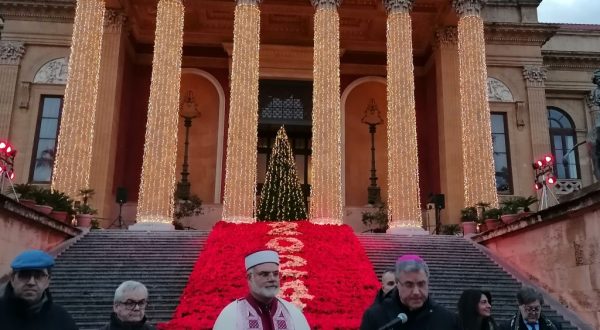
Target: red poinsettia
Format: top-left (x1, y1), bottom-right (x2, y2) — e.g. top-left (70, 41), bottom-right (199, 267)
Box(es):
top-left (160, 221), bottom-right (379, 330)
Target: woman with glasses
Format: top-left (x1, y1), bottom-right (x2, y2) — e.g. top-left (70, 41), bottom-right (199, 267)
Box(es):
top-left (458, 289), bottom-right (498, 330)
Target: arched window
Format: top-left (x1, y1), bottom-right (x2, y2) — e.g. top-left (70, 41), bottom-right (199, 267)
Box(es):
top-left (548, 107), bottom-right (580, 179)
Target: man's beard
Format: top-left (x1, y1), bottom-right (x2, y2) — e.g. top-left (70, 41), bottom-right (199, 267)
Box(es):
top-left (251, 281), bottom-right (280, 298)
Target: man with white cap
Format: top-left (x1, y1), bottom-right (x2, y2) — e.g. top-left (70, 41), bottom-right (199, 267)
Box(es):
top-left (213, 249), bottom-right (310, 330)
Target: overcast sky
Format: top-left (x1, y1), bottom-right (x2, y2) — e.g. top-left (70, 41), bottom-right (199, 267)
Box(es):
top-left (538, 0), bottom-right (600, 24)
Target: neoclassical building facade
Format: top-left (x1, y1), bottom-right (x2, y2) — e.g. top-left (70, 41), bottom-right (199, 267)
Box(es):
top-left (0, 0), bottom-right (599, 230)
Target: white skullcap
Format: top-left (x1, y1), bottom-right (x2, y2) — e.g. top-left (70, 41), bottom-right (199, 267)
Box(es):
top-left (245, 249), bottom-right (279, 270)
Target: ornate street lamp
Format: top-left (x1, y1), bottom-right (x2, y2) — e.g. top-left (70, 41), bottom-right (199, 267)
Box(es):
top-left (176, 90), bottom-right (200, 200)
top-left (361, 98), bottom-right (383, 205)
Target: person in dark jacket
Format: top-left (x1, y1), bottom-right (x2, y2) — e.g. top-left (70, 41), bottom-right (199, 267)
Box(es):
top-left (458, 289), bottom-right (498, 330)
top-left (101, 280), bottom-right (157, 330)
top-left (373, 268), bottom-right (396, 304)
top-left (501, 287), bottom-right (562, 330)
top-left (0, 249), bottom-right (78, 330)
top-left (360, 255), bottom-right (461, 330)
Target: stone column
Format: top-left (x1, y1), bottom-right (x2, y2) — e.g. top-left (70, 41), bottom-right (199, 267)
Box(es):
top-left (89, 10), bottom-right (127, 224)
top-left (434, 27), bottom-right (464, 224)
top-left (309, 0), bottom-right (343, 225)
top-left (453, 0), bottom-right (498, 207)
top-left (134, 0), bottom-right (184, 228)
top-left (383, 0), bottom-right (421, 229)
top-left (52, 0), bottom-right (105, 199)
top-left (0, 41), bottom-right (25, 138)
top-left (221, 0), bottom-right (262, 223)
top-left (523, 65), bottom-right (552, 158)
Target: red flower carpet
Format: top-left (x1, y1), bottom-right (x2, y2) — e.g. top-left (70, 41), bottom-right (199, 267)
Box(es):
top-left (160, 221), bottom-right (379, 329)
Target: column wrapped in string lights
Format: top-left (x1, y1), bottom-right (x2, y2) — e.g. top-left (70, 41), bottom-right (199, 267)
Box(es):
top-left (309, 0), bottom-right (343, 225)
top-left (222, 0), bottom-right (261, 223)
top-left (453, 0), bottom-right (498, 207)
top-left (136, 0), bottom-right (184, 224)
top-left (52, 0), bottom-right (105, 199)
top-left (383, 0), bottom-right (421, 228)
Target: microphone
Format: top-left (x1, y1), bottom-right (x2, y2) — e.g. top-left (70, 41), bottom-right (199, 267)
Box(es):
top-left (377, 313), bottom-right (408, 330)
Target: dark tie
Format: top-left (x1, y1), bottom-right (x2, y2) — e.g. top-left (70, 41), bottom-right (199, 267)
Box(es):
top-left (527, 322), bottom-right (538, 330)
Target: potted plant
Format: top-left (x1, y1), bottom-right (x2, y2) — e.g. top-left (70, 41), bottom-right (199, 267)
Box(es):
top-left (460, 206), bottom-right (478, 235)
top-left (75, 203), bottom-right (97, 228)
top-left (30, 188), bottom-right (53, 215)
top-left (482, 207), bottom-right (502, 230)
top-left (513, 196), bottom-right (538, 215)
top-left (44, 190), bottom-right (75, 223)
top-left (13, 183), bottom-right (37, 208)
top-left (361, 203), bottom-right (389, 233)
top-left (74, 188), bottom-right (97, 228)
top-left (173, 194), bottom-right (203, 229)
top-left (500, 198), bottom-right (521, 224)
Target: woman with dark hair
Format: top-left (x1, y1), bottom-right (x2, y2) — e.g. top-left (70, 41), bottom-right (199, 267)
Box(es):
top-left (458, 289), bottom-right (498, 330)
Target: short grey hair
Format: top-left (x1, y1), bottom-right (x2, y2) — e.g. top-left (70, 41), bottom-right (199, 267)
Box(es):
top-left (395, 259), bottom-right (430, 279)
top-left (113, 281), bottom-right (148, 304)
top-left (517, 287), bottom-right (544, 305)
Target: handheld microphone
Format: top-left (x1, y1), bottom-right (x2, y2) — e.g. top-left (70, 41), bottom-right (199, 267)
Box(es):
top-left (377, 313), bottom-right (408, 330)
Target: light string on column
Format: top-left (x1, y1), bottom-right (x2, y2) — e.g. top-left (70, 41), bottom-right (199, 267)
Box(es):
top-left (136, 0), bottom-right (184, 223)
top-left (52, 0), bottom-right (105, 199)
top-left (222, 0), bottom-right (261, 223)
top-left (384, 0), bottom-right (422, 228)
top-left (310, 0), bottom-right (343, 225)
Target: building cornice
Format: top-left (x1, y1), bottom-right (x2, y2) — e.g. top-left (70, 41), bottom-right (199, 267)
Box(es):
top-left (484, 22), bottom-right (559, 46)
top-left (543, 50), bottom-right (600, 71)
top-left (0, 1), bottom-right (75, 23)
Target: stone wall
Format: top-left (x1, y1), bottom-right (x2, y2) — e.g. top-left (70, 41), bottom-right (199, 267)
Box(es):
top-left (0, 195), bottom-right (80, 277)
top-left (475, 184), bottom-right (600, 328)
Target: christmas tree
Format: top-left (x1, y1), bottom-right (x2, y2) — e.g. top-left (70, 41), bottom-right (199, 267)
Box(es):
top-left (257, 126), bottom-right (307, 221)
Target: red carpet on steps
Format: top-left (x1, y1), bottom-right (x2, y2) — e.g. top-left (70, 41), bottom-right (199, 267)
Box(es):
top-left (160, 221), bottom-right (379, 329)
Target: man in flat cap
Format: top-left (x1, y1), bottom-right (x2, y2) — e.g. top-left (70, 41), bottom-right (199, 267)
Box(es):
top-left (214, 249), bottom-right (310, 330)
top-left (360, 255), bottom-right (460, 330)
top-left (0, 249), bottom-right (78, 330)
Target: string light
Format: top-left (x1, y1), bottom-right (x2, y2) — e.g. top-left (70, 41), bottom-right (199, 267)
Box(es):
top-left (454, 0), bottom-right (498, 207)
top-left (257, 126), bottom-right (308, 221)
top-left (310, 0), bottom-right (343, 225)
top-left (136, 0), bottom-right (184, 223)
top-left (222, 0), bottom-right (261, 223)
top-left (384, 2), bottom-right (422, 228)
top-left (52, 0), bottom-right (105, 199)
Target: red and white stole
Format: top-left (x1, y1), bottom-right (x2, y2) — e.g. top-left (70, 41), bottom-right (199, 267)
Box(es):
top-left (237, 297), bottom-right (294, 330)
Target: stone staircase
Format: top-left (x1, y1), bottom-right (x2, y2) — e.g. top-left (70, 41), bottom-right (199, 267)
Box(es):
top-left (50, 230), bottom-right (209, 330)
top-left (358, 233), bottom-right (578, 330)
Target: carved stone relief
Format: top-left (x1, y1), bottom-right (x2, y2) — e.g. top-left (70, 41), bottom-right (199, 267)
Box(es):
top-left (310, 0), bottom-right (342, 8)
top-left (0, 41), bottom-right (25, 65)
top-left (487, 77), bottom-right (513, 102)
top-left (382, 0), bottom-right (414, 13)
top-left (34, 57), bottom-right (69, 85)
top-left (452, 0), bottom-right (487, 17)
top-left (434, 26), bottom-right (458, 48)
top-left (522, 65), bottom-right (548, 85)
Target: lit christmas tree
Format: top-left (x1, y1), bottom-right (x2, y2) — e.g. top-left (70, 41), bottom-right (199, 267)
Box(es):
top-left (257, 126), bottom-right (307, 221)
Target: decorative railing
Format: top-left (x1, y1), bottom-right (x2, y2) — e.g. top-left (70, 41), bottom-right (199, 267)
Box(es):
top-left (554, 179), bottom-right (582, 195)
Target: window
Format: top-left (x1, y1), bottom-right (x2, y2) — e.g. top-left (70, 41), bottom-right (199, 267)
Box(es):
top-left (491, 113), bottom-right (512, 194)
top-left (548, 107), bottom-right (580, 179)
top-left (30, 95), bottom-right (63, 183)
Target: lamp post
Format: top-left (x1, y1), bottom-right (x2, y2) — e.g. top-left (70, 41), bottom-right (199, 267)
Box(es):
top-left (176, 91), bottom-right (200, 200)
top-left (361, 98), bottom-right (383, 205)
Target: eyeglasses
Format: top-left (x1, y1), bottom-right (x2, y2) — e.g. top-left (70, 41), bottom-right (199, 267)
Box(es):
top-left (119, 299), bottom-right (147, 310)
top-left (524, 306), bottom-right (541, 313)
top-left (15, 270), bottom-right (49, 282)
top-left (398, 280), bottom-right (427, 290)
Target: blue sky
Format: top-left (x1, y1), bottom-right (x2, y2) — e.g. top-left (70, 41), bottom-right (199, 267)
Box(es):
top-left (538, 0), bottom-right (600, 24)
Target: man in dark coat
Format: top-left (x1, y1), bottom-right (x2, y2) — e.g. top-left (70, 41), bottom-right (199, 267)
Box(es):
top-left (360, 255), bottom-right (460, 330)
top-left (101, 280), bottom-right (157, 330)
top-left (501, 287), bottom-right (562, 330)
top-left (373, 269), bottom-right (396, 304)
top-left (0, 249), bottom-right (78, 330)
